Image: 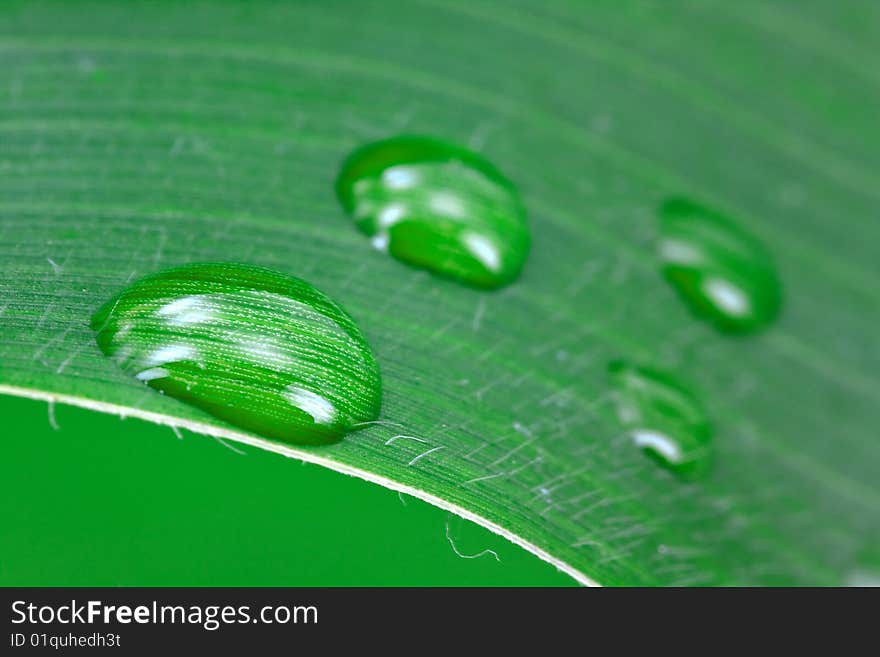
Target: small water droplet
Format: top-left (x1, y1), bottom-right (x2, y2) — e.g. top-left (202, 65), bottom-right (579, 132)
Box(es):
top-left (91, 263), bottom-right (382, 445)
top-left (608, 360), bottom-right (712, 477)
top-left (657, 198), bottom-right (782, 334)
top-left (336, 135), bottom-right (530, 289)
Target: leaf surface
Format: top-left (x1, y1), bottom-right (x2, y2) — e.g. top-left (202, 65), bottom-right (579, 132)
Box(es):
top-left (1, 0), bottom-right (878, 585)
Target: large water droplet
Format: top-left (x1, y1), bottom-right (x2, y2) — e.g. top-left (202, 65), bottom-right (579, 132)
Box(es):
top-left (658, 198), bottom-right (782, 334)
top-left (91, 263), bottom-right (382, 445)
top-left (608, 360), bottom-right (712, 477)
top-left (335, 135), bottom-right (530, 289)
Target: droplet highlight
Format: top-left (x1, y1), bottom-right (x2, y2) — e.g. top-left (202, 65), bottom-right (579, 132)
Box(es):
top-left (608, 360), bottom-right (712, 477)
top-left (91, 263), bottom-right (382, 445)
top-left (658, 198), bottom-right (782, 333)
top-left (335, 135), bottom-right (530, 289)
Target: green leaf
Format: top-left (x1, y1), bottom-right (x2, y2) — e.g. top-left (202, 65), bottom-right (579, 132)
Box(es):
top-left (1, 0), bottom-right (878, 585)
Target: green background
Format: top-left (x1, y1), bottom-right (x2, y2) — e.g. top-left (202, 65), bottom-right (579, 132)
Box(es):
top-left (0, 394), bottom-right (572, 585)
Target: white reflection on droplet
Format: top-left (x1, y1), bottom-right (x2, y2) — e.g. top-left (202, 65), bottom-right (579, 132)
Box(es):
top-left (429, 191), bottom-right (465, 218)
top-left (614, 397), bottom-right (639, 424)
top-left (144, 344), bottom-right (196, 367)
top-left (703, 278), bottom-right (750, 317)
top-left (353, 200), bottom-right (376, 221)
top-left (115, 322), bottom-right (134, 339)
top-left (239, 339), bottom-right (291, 368)
top-left (378, 203), bottom-right (406, 228)
top-left (632, 429), bottom-right (683, 464)
top-left (382, 166), bottom-right (418, 190)
top-left (155, 295), bottom-right (213, 326)
top-left (136, 367), bottom-right (170, 382)
top-left (463, 232), bottom-right (501, 272)
top-left (371, 234), bottom-right (390, 252)
top-left (659, 239), bottom-right (702, 265)
top-left (283, 385), bottom-right (336, 424)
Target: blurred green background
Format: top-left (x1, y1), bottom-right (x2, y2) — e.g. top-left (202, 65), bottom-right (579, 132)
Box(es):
top-left (0, 394), bottom-right (573, 586)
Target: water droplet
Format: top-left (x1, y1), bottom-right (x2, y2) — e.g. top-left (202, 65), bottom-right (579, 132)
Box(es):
top-left (91, 263), bottom-right (382, 445)
top-left (657, 198), bottom-right (782, 333)
top-left (335, 135), bottom-right (530, 289)
top-left (608, 360), bottom-right (712, 477)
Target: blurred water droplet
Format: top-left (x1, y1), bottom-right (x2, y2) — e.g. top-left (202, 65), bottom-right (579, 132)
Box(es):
top-left (336, 135), bottom-right (530, 289)
top-left (658, 198), bottom-right (782, 333)
top-left (608, 360), bottom-right (712, 477)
